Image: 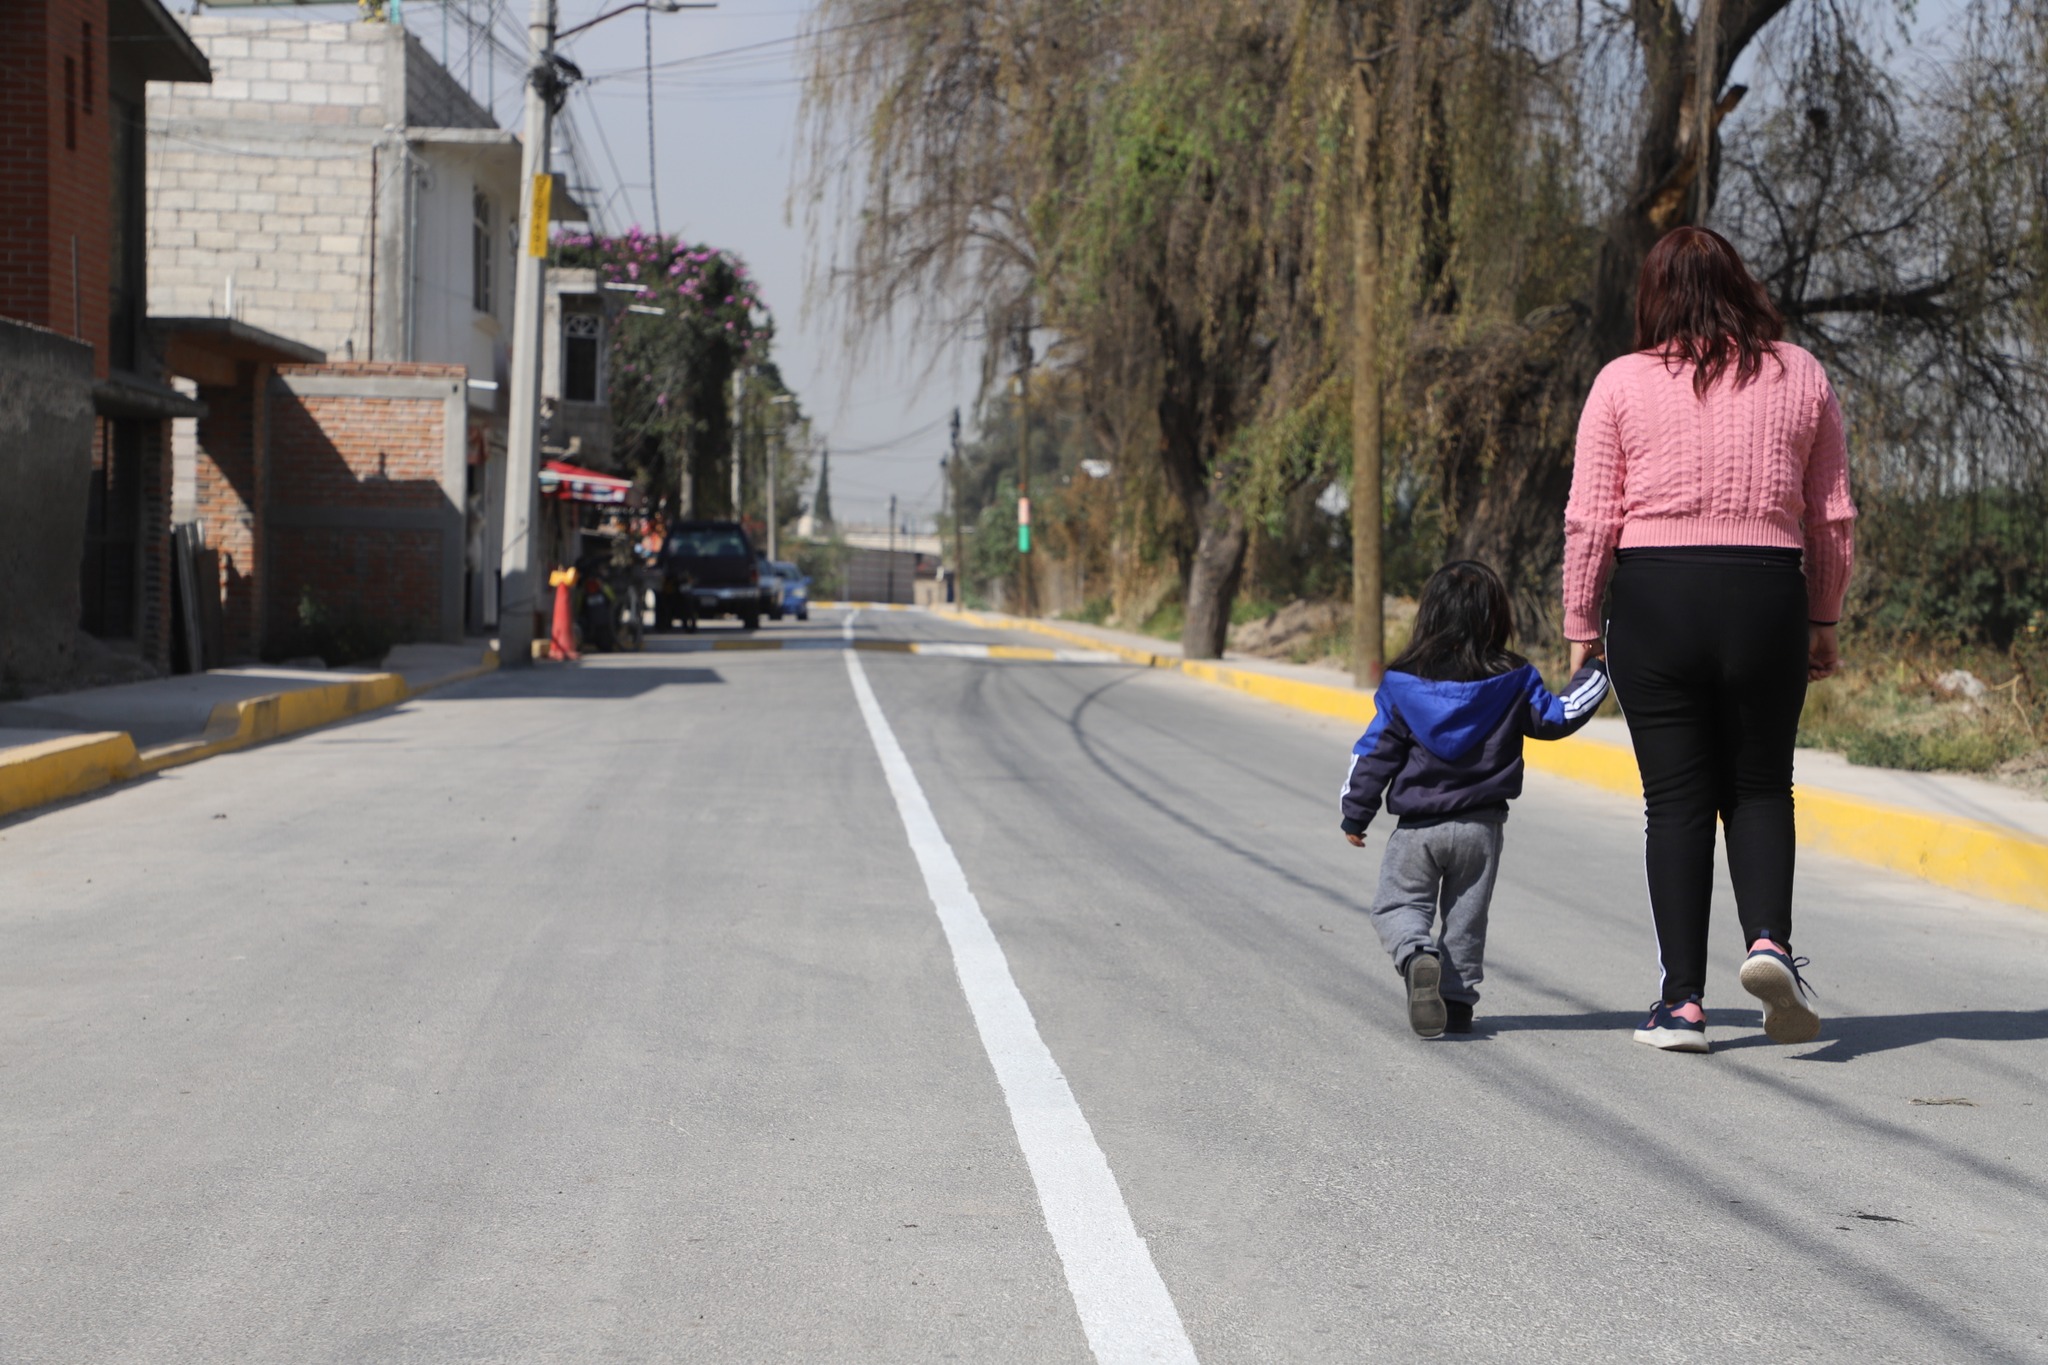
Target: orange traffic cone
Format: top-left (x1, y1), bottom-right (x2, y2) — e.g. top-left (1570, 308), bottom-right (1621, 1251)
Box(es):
top-left (548, 567), bottom-right (581, 661)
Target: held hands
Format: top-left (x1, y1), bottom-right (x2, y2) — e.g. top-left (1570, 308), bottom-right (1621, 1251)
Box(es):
top-left (1569, 638), bottom-right (1605, 673)
top-left (1808, 624), bottom-right (1841, 681)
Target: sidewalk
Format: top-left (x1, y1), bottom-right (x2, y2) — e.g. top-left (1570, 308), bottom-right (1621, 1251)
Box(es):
top-left (0, 642), bottom-right (497, 818)
top-left (942, 606), bottom-right (2048, 910)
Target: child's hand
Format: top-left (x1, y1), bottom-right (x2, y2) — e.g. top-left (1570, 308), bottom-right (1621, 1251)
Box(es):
top-left (1344, 832), bottom-right (1367, 848)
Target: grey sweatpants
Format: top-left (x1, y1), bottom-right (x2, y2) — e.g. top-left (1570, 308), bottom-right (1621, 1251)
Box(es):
top-left (1368, 815), bottom-right (1506, 1006)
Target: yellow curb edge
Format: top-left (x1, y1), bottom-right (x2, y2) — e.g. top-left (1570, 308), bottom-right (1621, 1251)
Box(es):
top-left (1, 649), bottom-right (501, 818)
top-left (0, 731), bottom-right (142, 818)
top-left (942, 605), bottom-right (2048, 913)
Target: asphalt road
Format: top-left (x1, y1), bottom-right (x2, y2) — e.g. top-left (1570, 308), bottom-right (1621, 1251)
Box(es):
top-left (3, 606), bottom-right (2045, 1364)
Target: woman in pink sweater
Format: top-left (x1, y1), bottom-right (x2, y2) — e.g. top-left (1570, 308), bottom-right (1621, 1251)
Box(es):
top-left (1563, 227), bottom-right (1856, 1054)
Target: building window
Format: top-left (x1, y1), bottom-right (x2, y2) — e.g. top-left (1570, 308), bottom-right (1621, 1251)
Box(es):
top-left (471, 190), bottom-right (494, 314)
top-left (82, 23), bottom-right (94, 114)
top-left (64, 56), bottom-right (76, 150)
top-left (562, 313), bottom-right (601, 403)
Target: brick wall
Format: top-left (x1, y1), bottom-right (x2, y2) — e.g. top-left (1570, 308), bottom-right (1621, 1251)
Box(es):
top-left (192, 373), bottom-right (261, 658)
top-left (0, 0), bottom-right (113, 375)
top-left (137, 417), bottom-right (173, 668)
top-left (263, 361), bottom-right (464, 646)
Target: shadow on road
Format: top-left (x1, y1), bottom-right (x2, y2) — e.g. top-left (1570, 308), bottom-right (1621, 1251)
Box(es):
top-left (460, 662), bottom-right (725, 700)
top-left (1480, 1007), bottom-right (2048, 1063)
top-left (1717, 1008), bottom-right (2048, 1062)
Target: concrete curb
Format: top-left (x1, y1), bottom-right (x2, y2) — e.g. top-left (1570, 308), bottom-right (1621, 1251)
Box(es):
top-left (0, 649), bottom-right (500, 821)
top-left (0, 732), bottom-right (144, 819)
top-left (934, 605), bottom-right (2048, 914)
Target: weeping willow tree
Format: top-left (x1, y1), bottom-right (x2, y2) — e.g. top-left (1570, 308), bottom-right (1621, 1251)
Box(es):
top-left (805, 0), bottom-right (2047, 655)
top-left (801, 0), bottom-right (1338, 657)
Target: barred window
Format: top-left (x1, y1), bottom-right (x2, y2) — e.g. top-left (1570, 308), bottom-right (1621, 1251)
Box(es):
top-left (563, 313), bottom-right (601, 402)
top-left (471, 190), bottom-right (494, 314)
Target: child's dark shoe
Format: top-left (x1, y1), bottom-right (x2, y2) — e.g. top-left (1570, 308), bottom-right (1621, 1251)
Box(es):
top-left (1404, 952), bottom-right (1446, 1038)
top-left (1444, 1000), bottom-right (1474, 1034)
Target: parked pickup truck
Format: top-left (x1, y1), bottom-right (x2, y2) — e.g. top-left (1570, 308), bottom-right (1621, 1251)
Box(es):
top-left (656, 520), bottom-right (763, 632)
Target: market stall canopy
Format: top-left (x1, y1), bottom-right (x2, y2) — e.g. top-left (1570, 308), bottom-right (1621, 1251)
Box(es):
top-left (541, 460), bottom-right (632, 505)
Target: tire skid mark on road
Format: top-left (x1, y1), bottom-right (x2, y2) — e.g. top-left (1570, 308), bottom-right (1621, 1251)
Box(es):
top-left (839, 610), bottom-right (1202, 1365)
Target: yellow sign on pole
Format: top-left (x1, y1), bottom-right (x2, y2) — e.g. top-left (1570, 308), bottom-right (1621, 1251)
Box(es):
top-left (527, 173), bottom-right (553, 257)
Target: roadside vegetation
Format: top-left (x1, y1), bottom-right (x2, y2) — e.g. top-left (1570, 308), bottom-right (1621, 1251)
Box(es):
top-left (803, 0), bottom-right (2046, 781)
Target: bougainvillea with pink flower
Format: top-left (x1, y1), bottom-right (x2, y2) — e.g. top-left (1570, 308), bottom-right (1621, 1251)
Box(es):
top-left (554, 228), bottom-right (773, 517)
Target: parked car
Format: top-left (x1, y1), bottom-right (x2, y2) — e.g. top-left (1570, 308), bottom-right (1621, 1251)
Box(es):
top-left (773, 562), bottom-right (810, 621)
top-left (756, 555), bottom-right (788, 621)
top-left (656, 521), bottom-right (762, 631)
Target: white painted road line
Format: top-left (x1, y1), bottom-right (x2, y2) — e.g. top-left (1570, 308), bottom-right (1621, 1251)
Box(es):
top-left (843, 640), bottom-right (1201, 1365)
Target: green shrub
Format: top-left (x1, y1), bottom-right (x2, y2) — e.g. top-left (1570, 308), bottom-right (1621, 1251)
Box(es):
top-left (263, 588), bottom-right (397, 668)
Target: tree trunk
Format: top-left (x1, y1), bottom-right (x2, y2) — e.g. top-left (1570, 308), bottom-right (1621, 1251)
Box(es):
top-left (1182, 492), bottom-right (1248, 660)
top-left (1347, 8), bottom-right (1385, 686)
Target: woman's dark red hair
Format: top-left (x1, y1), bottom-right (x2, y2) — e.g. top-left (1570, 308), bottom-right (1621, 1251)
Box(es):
top-left (1634, 226), bottom-right (1783, 396)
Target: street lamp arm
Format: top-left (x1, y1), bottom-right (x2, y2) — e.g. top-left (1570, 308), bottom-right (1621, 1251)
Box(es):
top-left (556, 0), bottom-right (716, 41)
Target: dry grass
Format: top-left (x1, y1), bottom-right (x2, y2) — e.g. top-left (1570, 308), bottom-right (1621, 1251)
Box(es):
top-left (1798, 639), bottom-right (2046, 782)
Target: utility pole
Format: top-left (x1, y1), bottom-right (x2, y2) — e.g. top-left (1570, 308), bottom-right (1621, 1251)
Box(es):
top-left (496, 0), bottom-right (558, 668)
top-left (730, 367), bottom-right (744, 520)
top-left (1345, 2), bottom-right (1385, 688)
top-left (765, 408), bottom-right (779, 561)
top-left (496, 0), bottom-right (701, 665)
top-left (949, 408), bottom-right (964, 607)
top-left (1016, 327), bottom-right (1034, 617)
top-left (886, 493), bottom-right (898, 604)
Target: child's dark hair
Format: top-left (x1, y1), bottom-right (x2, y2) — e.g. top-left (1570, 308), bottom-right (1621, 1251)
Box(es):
top-left (1387, 560), bottom-right (1527, 682)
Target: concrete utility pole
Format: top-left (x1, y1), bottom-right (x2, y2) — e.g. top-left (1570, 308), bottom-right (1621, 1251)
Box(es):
top-left (949, 408), bottom-right (964, 604)
top-left (1016, 328), bottom-right (1034, 617)
top-left (730, 366), bottom-right (745, 519)
top-left (497, 0), bottom-right (557, 668)
top-left (886, 493), bottom-right (898, 604)
top-left (499, 0), bottom-right (704, 664)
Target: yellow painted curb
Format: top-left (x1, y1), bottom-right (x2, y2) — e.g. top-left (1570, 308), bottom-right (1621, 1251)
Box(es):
top-left (945, 605), bottom-right (2048, 913)
top-left (0, 731), bottom-right (142, 818)
top-left (2, 649), bottom-right (501, 818)
top-left (1794, 787), bottom-right (2048, 912)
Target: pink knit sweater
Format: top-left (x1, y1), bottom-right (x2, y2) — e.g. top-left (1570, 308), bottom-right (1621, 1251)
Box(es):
top-left (1562, 342), bottom-right (1856, 640)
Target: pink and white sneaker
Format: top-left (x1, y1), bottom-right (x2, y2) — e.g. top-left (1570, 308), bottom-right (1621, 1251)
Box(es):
top-left (1633, 996), bottom-right (1709, 1053)
top-left (1740, 938), bottom-right (1820, 1044)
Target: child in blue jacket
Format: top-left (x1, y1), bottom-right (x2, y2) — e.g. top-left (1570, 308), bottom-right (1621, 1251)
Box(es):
top-left (1342, 561), bottom-right (1610, 1037)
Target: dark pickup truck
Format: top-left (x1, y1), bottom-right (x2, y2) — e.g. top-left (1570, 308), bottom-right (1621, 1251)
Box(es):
top-left (656, 520), bottom-right (765, 631)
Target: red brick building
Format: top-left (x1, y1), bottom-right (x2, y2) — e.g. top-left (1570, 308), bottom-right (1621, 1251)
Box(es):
top-left (152, 338), bottom-right (473, 659)
top-left (0, 0), bottom-right (210, 672)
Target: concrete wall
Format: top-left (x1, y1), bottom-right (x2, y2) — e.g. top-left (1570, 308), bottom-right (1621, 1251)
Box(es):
top-left (0, 320), bottom-right (96, 686)
top-left (407, 137), bottom-right (516, 390)
top-left (145, 18), bottom-right (507, 369)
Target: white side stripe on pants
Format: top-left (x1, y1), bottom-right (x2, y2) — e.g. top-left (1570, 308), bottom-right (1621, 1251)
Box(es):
top-left (842, 613), bottom-right (1201, 1365)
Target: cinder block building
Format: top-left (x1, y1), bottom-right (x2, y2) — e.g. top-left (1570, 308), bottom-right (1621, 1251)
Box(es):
top-left (144, 16), bottom-right (578, 652)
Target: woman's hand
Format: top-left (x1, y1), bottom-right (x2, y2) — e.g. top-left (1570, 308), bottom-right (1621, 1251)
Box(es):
top-left (1569, 638), bottom-right (1605, 673)
top-left (1808, 624), bottom-right (1841, 681)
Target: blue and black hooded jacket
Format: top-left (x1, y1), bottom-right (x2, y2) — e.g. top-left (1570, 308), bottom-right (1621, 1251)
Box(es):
top-left (1339, 660), bottom-right (1611, 836)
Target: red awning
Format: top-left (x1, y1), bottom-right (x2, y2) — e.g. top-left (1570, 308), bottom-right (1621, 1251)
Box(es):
top-left (541, 460), bottom-right (633, 505)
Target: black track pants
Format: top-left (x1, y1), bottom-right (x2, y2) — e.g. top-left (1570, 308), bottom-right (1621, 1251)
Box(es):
top-left (1607, 548), bottom-right (1809, 1003)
